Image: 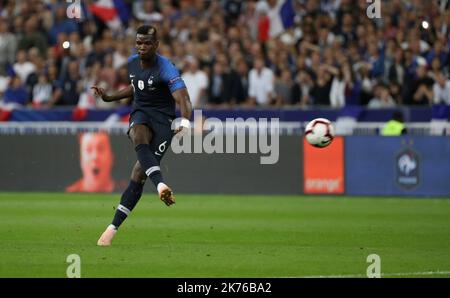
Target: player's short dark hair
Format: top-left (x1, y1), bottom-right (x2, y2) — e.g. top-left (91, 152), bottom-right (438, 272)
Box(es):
top-left (136, 25), bottom-right (158, 39)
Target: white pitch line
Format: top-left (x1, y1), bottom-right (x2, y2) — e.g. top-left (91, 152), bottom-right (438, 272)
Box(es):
top-left (293, 271), bottom-right (450, 278)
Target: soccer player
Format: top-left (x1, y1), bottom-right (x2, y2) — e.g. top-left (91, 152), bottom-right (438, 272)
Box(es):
top-left (91, 25), bottom-right (192, 246)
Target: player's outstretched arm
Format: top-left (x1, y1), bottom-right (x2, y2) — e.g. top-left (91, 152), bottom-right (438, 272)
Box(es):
top-left (91, 85), bottom-right (134, 102)
top-left (172, 88), bottom-right (192, 135)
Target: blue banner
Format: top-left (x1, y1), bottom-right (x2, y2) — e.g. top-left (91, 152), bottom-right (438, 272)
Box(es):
top-left (345, 136), bottom-right (450, 197)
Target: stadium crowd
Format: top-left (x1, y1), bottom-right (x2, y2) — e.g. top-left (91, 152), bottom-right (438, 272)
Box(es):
top-left (1, 0), bottom-right (450, 113)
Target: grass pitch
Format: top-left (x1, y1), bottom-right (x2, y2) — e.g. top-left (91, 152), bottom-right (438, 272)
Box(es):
top-left (0, 192), bottom-right (449, 278)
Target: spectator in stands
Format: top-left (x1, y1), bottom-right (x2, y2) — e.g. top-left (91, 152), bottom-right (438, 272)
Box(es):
top-left (310, 65), bottom-right (332, 106)
top-left (17, 16), bottom-right (47, 57)
top-left (433, 72), bottom-right (450, 105)
top-left (292, 69), bottom-right (314, 106)
top-left (248, 56), bottom-right (274, 106)
top-left (113, 42), bottom-right (130, 70)
top-left (228, 58), bottom-right (249, 105)
top-left (13, 49), bottom-right (36, 85)
top-left (133, 0), bottom-right (164, 24)
top-left (50, 59), bottom-right (82, 106)
top-left (2, 75), bottom-right (28, 107)
top-left (388, 48), bottom-right (405, 86)
top-left (47, 4), bottom-right (78, 46)
top-left (328, 65), bottom-right (347, 108)
top-left (32, 73), bottom-right (52, 108)
top-left (426, 39), bottom-right (448, 68)
top-left (0, 17), bottom-right (17, 76)
top-left (407, 59), bottom-right (434, 105)
top-left (368, 83), bottom-right (397, 109)
top-left (0, 0), bottom-right (449, 113)
top-left (274, 69), bottom-right (293, 106)
top-left (389, 80), bottom-right (403, 105)
top-left (208, 60), bottom-right (229, 107)
top-left (99, 53), bottom-right (117, 93)
top-left (182, 56), bottom-right (208, 108)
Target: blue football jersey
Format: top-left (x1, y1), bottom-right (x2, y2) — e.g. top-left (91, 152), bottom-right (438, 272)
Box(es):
top-left (127, 54), bottom-right (186, 120)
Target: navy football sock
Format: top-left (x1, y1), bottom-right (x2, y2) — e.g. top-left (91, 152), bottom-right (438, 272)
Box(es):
top-left (135, 144), bottom-right (164, 188)
top-left (111, 180), bottom-right (144, 229)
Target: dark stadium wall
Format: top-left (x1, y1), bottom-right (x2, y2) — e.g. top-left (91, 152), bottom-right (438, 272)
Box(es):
top-left (163, 136), bottom-right (303, 195)
top-left (1, 134), bottom-right (449, 196)
top-left (0, 135), bottom-right (304, 195)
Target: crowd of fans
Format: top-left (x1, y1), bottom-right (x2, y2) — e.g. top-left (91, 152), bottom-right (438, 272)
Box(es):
top-left (1, 0), bottom-right (450, 113)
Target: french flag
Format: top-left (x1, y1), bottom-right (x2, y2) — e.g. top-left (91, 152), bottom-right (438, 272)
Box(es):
top-left (259, 0), bottom-right (295, 40)
top-left (89, 0), bottom-right (130, 30)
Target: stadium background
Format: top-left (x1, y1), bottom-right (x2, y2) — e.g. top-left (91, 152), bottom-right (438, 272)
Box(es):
top-left (0, 0), bottom-right (449, 278)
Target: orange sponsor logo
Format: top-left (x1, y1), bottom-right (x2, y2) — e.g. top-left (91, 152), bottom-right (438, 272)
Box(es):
top-left (303, 137), bottom-right (344, 194)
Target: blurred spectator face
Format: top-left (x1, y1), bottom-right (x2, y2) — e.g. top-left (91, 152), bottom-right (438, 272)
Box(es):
top-left (394, 49), bottom-right (403, 63)
top-left (10, 76), bottom-right (22, 89)
top-left (434, 40), bottom-right (443, 52)
top-left (28, 47), bottom-right (40, 62)
top-left (104, 53), bottom-right (113, 68)
top-left (38, 74), bottom-right (48, 84)
top-left (55, 5), bottom-right (66, 21)
top-left (389, 82), bottom-right (401, 96)
top-left (281, 70), bottom-right (291, 83)
top-left (268, 0), bottom-right (278, 7)
top-left (13, 16), bottom-right (24, 33)
top-left (227, 27), bottom-right (240, 41)
top-left (356, 25), bottom-right (365, 38)
top-left (236, 59), bottom-right (248, 75)
top-left (410, 39), bottom-right (421, 55)
top-left (416, 65), bottom-right (427, 78)
top-left (187, 58), bottom-right (199, 72)
top-left (213, 62), bottom-right (223, 75)
top-left (311, 52), bottom-right (321, 65)
top-left (368, 43), bottom-right (378, 57)
top-left (250, 43), bottom-right (262, 57)
top-left (47, 64), bottom-right (58, 79)
top-left (318, 27), bottom-right (329, 43)
top-left (91, 61), bottom-right (102, 76)
top-left (68, 60), bottom-right (79, 77)
top-left (79, 133), bottom-right (113, 187)
top-left (431, 57), bottom-right (441, 71)
top-left (343, 13), bottom-right (353, 26)
top-left (379, 86), bottom-right (390, 100)
top-left (143, 0), bottom-right (155, 13)
top-left (0, 18), bottom-right (7, 33)
top-left (16, 50), bottom-right (27, 63)
top-left (25, 17), bottom-right (38, 34)
top-left (436, 73), bottom-right (447, 86)
top-left (254, 58), bottom-right (264, 71)
top-left (404, 50), bottom-right (413, 64)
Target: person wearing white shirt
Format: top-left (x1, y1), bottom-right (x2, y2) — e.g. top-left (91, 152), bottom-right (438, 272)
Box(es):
top-left (248, 57), bottom-right (274, 106)
top-left (181, 57), bottom-right (208, 108)
top-left (13, 49), bottom-right (36, 84)
top-left (433, 72), bottom-right (450, 105)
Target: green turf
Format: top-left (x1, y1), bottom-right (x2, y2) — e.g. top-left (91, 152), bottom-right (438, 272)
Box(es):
top-left (0, 192), bottom-right (449, 278)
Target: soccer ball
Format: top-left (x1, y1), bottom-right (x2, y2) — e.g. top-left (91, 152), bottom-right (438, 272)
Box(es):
top-left (305, 118), bottom-right (335, 148)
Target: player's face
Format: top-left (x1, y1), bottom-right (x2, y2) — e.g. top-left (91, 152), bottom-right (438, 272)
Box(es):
top-left (135, 34), bottom-right (159, 60)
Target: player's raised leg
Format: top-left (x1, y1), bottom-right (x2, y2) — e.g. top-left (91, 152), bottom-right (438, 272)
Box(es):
top-left (129, 124), bottom-right (175, 206)
top-left (97, 161), bottom-right (147, 246)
